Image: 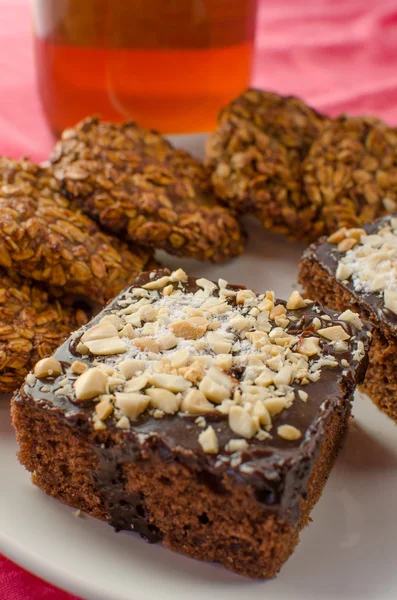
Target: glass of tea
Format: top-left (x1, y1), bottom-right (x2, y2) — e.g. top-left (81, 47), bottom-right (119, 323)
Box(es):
top-left (32, 0), bottom-right (258, 136)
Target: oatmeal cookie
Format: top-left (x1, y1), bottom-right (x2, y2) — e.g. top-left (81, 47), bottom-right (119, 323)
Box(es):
top-left (303, 115), bottom-right (397, 236)
top-left (51, 117), bottom-right (244, 262)
top-left (0, 271), bottom-right (87, 392)
top-left (205, 115), bottom-right (318, 240)
top-left (51, 116), bottom-right (212, 195)
top-left (0, 158), bottom-right (154, 303)
top-left (216, 89), bottom-right (327, 160)
top-left (205, 90), bottom-right (328, 241)
top-left (0, 157), bottom-right (71, 209)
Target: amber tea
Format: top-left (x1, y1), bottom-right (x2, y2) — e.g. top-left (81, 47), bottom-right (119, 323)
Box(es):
top-left (33, 0), bottom-right (258, 134)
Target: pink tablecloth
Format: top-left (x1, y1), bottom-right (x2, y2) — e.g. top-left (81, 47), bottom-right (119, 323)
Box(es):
top-left (2, 0), bottom-right (397, 598)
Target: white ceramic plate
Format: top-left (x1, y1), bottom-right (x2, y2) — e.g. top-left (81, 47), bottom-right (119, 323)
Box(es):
top-left (1, 136), bottom-right (397, 600)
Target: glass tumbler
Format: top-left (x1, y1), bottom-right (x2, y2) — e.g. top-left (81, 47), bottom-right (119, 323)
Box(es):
top-left (32, 0), bottom-right (258, 135)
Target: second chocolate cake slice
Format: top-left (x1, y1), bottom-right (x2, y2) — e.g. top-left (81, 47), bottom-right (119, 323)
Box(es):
top-left (299, 214), bottom-right (397, 423)
top-left (12, 268), bottom-right (371, 579)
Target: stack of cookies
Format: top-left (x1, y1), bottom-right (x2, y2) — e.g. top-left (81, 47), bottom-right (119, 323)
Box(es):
top-left (0, 125), bottom-right (246, 390)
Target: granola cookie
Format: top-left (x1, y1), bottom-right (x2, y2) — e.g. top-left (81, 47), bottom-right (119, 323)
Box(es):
top-left (205, 115), bottom-right (318, 240)
top-left (303, 115), bottom-right (397, 236)
top-left (51, 116), bottom-right (212, 195)
top-left (0, 157), bottom-right (71, 209)
top-left (51, 117), bottom-right (245, 262)
top-left (0, 271), bottom-right (87, 392)
top-left (0, 158), bottom-right (154, 303)
top-left (205, 89), bottom-right (328, 241)
top-left (216, 89), bottom-right (327, 160)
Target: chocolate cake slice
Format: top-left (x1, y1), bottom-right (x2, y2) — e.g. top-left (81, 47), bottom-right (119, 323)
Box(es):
top-left (299, 215), bottom-right (397, 423)
top-left (12, 268), bottom-right (371, 579)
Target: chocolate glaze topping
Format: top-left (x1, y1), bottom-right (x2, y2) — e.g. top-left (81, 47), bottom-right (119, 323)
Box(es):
top-left (13, 270), bottom-right (371, 542)
top-left (303, 215), bottom-right (397, 330)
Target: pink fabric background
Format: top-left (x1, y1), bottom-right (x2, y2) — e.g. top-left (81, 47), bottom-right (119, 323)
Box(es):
top-left (1, 0), bottom-right (397, 597)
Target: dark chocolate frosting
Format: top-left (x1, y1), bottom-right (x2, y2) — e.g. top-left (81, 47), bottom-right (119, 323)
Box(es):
top-left (303, 214), bottom-right (397, 331)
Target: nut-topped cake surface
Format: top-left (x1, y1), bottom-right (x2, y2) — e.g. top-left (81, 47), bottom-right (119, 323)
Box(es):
top-left (328, 217), bottom-right (397, 318)
top-left (303, 215), bottom-right (397, 331)
top-left (299, 214), bottom-right (397, 423)
top-left (21, 269), bottom-right (370, 455)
